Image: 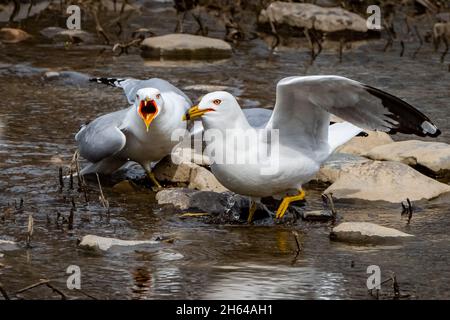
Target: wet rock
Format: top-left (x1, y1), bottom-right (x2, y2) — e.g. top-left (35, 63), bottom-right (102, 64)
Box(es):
top-left (301, 210), bottom-right (334, 221)
top-left (336, 131), bottom-right (394, 156)
top-left (315, 153), bottom-right (371, 183)
top-left (314, 0), bottom-right (340, 7)
top-left (156, 188), bottom-right (233, 215)
top-left (78, 235), bottom-right (158, 251)
top-left (330, 222), bottom-right (413, 244)
top-left (259, 2), bottom-right (374, 36)
top-left (189, 166), bottom-right (228, 193)
top-left (112, 180), bottom-right (137, 193)
top-left (153, 155), bottom-right (198, 184)
top-left (0, 27), bottom-right (31, 43)
top-left (40, 27), bottom-right (96, 44)
top-left (365, 140), bottom-right (450, 176)
top-left (172, 147), bottom-right (211, 166)
top-left (0, 239), bottom-right (19, 251)
top-left (154, 154), bottom-right (227, 192)
top-left (324, 160), bottom-right (450, 203)
top-left (43, 70), bottom-right (90, 85)
top-left (141, 34), bottom-right (232, 59)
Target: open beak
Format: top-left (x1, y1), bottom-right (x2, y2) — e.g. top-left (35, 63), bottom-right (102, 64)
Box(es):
top-left (183, 105), bottom-right (214, 121)
top-left (138, 98), bottom-right (158, 131)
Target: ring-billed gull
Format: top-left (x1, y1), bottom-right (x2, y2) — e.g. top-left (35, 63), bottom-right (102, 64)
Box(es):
top-left (76, 77), bottom-right (191, 187)
top-left (184, 75), bottom-right (441, 222)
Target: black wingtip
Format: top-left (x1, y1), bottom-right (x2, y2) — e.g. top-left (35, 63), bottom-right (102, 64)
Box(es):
top-left (365, 85), bottom-right (442, 138)
top-left (89, 77), bottom-right (124, 87)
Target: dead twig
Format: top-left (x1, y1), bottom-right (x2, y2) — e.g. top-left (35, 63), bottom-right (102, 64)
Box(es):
top-left (413, 25), bottom-right (423, 59)
top-left (15, 279), bottom-right (67, 300)
top-left (292, 231), bottom-right (302, 254)
top-left (401, 198), bottom-right (413, 225)
top-left (15, 279), bottom-right (50, 294)
top-left (96, 173), bottom-right (109, 213)
top-left (0, 283), bottom-right (10, 300)
top-left (26, 214), bottom-right (33, 248)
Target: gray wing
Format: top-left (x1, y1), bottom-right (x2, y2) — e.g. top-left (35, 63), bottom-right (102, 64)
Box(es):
top-left (90, 77), bottom-right (192, 105)
top-left (269, 75), bottom-right (441, 149)
top-left (243, 108), bottom-right (272, 128)
top-left (75, 109), bottom-right (127, 163)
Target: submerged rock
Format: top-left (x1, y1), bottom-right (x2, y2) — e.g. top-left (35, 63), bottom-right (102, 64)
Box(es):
top-left (189, 166), bottom-right (228, 193)
top-left (0, 239), bottom-right (19, 251)
top-left (43, 70), bottom-right (90, 85)
top-left (78, 235), bottom-right (158, 251)
top-left (141, 34), bottom-right (232, 59)
top-left (259, 2), bottom-right (375, 37)
top-left (0, 27), bottom-right (31, 43)
top-left (337, 131), bottom-right (393, 156)
top-left (301, 210), bottom-right (334, 221)
top-left (40, 27), bottom-right (96, 44)
top-left (324, 160), bottom-right (450, 203)
top-left (156, 188), bottom-right (234, 215)
top-left (330, 222), bottom-right (413, 244)
top-left (365, 140), bottom-right (450, 176)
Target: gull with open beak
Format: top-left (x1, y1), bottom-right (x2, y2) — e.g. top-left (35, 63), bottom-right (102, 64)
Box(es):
top-left (76, 77), bottom-right (191, 188)
top-left (184, 75), bottom-right (441, 222)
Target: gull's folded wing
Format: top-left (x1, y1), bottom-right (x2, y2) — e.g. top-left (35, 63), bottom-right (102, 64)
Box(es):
top-left (75, 110), bottom-right (127, 163)
top-left (268, 76), bottom-right (440, 150)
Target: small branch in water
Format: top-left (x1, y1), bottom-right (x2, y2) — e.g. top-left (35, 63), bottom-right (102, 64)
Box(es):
top-left (292, 231), bottom-right (302, 254)
top-left (74, 289), bottom-right (97, 300)
top-left (15, 279), bottom-right (49, 295)
top-left (26, 214), bottom-right (34, 248)
top-left (0, 282), bottom-right (10, 300)
top-left (413, 25), bottom-right (423, 59)
top-left (15, 279), bottom-right (67, 300)
top-left (45, 282), bottom-right (67, 300)
top-left (68, 197), bottom-right (75, 230)
top-left (400, 40), bottom-right (405, 57)
top-left (59, 167), bottom-right (64, 190)
top-left (322, 193), bottom-right (337, 222)
top-left (401, 198), bottom-right (413, 225)
top-left (96, 173), bottom-right (109, 213)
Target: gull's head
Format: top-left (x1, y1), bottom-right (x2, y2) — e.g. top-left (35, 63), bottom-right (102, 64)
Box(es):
top-left (135, 87), bottom-right (163, 131)
top-left (183, 91), bottom-right (240, 126)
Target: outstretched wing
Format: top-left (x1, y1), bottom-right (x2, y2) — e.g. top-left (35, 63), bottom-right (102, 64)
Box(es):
top-left (268, 75), bottom-right (440, 151)
top-left (75, 109), bottom-right (127, 163)
top-left (90, 77), bottom-right (192, 106)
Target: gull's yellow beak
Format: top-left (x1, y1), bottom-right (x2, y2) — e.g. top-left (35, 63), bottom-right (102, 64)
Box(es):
top-left (183, 105), bottom-right (213, 121)
top-left (139, 97), bottom-right (158, 132)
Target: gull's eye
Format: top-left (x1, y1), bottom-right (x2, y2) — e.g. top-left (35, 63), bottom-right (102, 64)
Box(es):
top-left (213, 99), bottom-right (222, 105)
top-left (156, 94), bottom-right (161, 99)
top-left (136, 94), bottom-right (140, 100)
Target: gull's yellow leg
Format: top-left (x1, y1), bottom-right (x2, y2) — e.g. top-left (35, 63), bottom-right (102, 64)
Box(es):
top-left (147, 171), bottom-right (162, 189)
top-left (275, 189), bottom-right (306, 220)
top-left (247, 200), bottom-right (257, 224)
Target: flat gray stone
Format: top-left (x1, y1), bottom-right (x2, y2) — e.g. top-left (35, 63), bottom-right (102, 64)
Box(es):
top-left (0, 239), bottom-right (19, 251)
top-left (141, 34), bottom-right (232, 59)
top-left (259, 2), bottom-right (371, 34)
top-left (324, 160), bottom-right (450, 203)
top-left (331, 222), bottom-right (413, 244)
top-left (79, 235), bottom-right (158, 251)
top-left (365, 140), bottom-right (450, 174)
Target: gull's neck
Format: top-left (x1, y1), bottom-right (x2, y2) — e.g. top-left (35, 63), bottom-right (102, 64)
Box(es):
top-left (202, 107), bottom-right (252, 133)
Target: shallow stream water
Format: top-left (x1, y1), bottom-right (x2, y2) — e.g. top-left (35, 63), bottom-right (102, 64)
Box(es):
top-left (0, 2), bottom-right (450, 299)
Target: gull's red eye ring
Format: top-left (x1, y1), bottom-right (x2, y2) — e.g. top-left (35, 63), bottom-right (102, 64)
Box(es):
top-left (156, 94), bottom-right (161, 99)
top-left (213, 99), bottom-right (222, 105)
